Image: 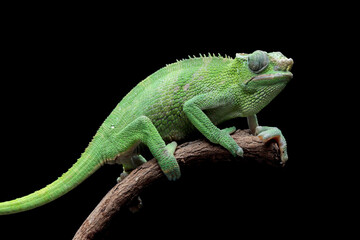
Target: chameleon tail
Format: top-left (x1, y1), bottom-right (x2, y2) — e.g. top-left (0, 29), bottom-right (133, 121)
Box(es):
top-left (0, 142), bottom-right (103, 215)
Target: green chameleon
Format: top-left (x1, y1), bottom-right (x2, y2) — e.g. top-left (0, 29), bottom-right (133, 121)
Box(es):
top-left (0, 50), bottom-right (293, 215)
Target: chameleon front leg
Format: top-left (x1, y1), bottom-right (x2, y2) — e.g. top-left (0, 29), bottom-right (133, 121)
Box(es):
top-left (183, 93), bottom-right (243, 157)
top-left (247, 114), bottom-right (288, 165)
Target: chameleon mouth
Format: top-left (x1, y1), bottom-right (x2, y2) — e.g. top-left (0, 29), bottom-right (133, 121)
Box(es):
top-left (249, 72), bottom-right (293, 84)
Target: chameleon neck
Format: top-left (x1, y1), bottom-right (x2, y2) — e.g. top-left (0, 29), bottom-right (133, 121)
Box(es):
top-left (0, 141), bottom-right (103, 215)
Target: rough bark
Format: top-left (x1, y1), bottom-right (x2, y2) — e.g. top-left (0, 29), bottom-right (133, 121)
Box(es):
top-left (73, 129), bottom-right (282, 240)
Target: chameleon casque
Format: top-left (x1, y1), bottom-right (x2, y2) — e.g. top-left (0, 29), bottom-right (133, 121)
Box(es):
top-left (0, 50), bottom-right (293, 215)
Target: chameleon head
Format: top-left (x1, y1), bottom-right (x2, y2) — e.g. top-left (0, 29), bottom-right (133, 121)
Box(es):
top-left (235, 50), bottom-right (293, 116)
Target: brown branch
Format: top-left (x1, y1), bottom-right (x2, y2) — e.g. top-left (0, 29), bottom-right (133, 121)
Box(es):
top-left (73, 129), bottom-right (281, 240)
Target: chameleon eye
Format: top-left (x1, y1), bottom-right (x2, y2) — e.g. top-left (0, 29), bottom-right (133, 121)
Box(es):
top-left (248, 50), bottom-right (269, 73)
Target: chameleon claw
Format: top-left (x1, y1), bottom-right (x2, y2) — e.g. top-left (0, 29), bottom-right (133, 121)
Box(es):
top-left (236, 146), bottom-right (244, 157)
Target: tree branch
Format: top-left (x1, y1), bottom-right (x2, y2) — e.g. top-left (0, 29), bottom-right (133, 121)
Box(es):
top-left (73, 129), bottom-right (282, 240)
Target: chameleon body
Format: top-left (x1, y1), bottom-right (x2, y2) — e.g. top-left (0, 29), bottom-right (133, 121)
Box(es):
top-left (0, 50), bottom-right (293, 215)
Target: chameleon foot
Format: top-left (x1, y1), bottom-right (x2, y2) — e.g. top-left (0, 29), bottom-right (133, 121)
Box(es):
top-left (218, 127), bottom-right (243, 157)
top-left (116, 171), bottom-right (129, 183)
top-left (255, 126), bottom-right (288, 165)
top-left (157, 141), bottom-right (181, 181)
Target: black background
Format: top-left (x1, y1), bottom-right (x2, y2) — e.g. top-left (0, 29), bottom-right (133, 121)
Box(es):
top-left (0, 4), bottom-right (353, 240)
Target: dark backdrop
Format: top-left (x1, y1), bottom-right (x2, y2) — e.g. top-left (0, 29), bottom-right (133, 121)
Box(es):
top-left (0, 6), bottom-right (349, 240)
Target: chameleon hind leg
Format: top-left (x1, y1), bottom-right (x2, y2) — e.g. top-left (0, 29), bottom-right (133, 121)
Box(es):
top-left (114, 116), bottom-right (180, 181)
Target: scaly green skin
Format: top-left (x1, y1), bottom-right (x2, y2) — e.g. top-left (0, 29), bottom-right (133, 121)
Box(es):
top-left (0, 50), bottom-right (293, 215)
